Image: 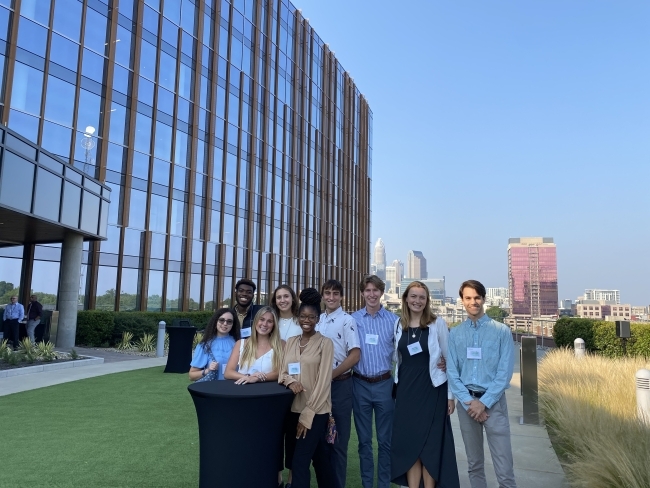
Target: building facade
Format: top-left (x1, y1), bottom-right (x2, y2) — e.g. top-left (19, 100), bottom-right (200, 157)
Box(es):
top-left (385, 258), bottom-right (402, 293)
top-left (508, 237), bottom-right (558, 317)
top-left (584, 289), bottom-right (620, 304)
top-left (399, 277), bottom-right (444, 302)
top-left (576, 300), bottom-right (630, 320)
top-left (0, 0), bottom-right (372, 312)
top-left (406, 249), bottom-right (427, 279)
top-left (373, 237), bottom-right (386, 280)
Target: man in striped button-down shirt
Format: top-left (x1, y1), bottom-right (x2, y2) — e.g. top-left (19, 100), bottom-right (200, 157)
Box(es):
top-left (351, 275), bottom-right (398, 488)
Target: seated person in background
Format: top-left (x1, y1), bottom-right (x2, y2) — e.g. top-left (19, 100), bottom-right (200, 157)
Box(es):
top-left (225, 306), bottom-right (284, 384)
top-left (189, 308), bottom-right (240, 382)
top-left (279, 288), bottom-right (335, 488)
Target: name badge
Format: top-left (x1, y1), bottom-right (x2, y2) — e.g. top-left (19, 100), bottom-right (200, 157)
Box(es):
top-left (467, 347), bottom-right (482, 360)
top-left (221, 364), bottom-right (227, 375)
top-left (288, 362), bottom-right (301, 375)
top-left (407, 342), bottom-right (422, 355)
top-left (241, 328), bottom-right (251, 338)
top-left (365, 334), bottom-right (379, 345)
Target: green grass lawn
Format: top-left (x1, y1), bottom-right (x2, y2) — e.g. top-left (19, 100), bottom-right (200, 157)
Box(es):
top-left (0, 367), bottom-right (389, 488)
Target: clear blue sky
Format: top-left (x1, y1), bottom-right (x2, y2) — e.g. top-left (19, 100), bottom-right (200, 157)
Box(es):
top-left (297, 0), bottom-right (650, 305)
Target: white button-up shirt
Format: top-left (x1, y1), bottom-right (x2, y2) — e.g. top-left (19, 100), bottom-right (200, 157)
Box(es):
top-left (317, 307), bottom-right (360, 372)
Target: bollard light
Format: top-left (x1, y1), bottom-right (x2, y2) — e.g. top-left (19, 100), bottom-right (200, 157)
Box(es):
top-left (156, 321), bottom-right (166, 358)
top-left (636, 369), bottom-right (650, 425)
top-left (574, 338), bottom-right (585, 358)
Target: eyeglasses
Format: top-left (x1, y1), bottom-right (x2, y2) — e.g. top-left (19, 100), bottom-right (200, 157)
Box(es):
top-left (299, 315), bottom-right (318, 321)
top-left (217, 318), bottom-right (234, 325)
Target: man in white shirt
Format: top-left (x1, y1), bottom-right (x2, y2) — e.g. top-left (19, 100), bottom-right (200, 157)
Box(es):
top-left (316, 279), bottom-right (361, 488)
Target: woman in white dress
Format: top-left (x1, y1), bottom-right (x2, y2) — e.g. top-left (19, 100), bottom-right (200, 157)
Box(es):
top-left (225, 306), bottom-right (284, 384)
top-left (271, 285), bottom-right (302, 341)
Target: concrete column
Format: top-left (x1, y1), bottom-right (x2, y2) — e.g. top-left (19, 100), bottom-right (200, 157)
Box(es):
top-left (57, 232), bottom-right (84, 349)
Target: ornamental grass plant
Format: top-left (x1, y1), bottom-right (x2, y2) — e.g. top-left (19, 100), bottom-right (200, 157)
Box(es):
top-left (538, 349), bottom-right (650, 488)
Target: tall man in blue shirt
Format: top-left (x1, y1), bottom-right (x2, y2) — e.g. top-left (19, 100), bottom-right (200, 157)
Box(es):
top-left (351, 275), bottom-right (398, 488)
top-left (447, 280), bottom-right (517, 488)
top-left (3, 295), bottom-right (25, 350)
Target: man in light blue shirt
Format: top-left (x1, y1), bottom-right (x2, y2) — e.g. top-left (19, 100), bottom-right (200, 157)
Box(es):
top-left (3, 295), bottom-right (25, 350)
top-left (447, 280), bottom-right (517, 488)
top-left (351, 275), bottom-right (398, 488)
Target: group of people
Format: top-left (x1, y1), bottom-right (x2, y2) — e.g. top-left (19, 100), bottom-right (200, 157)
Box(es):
top-left (189, 277), bottom-right (517, 488)
top-left (2, 294), bottom-right (43, 350)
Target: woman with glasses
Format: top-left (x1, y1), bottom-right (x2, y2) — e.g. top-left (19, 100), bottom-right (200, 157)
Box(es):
top-left (225, 306), bottom-right (284, 384)
top-left (390, 281), bottom-right (459, 488)
top-left (279, 288), bottom-right (334, 488)
top-left (271, 285), bottom-right (302, 341)
top-left (189, 308), bottom-right (240, 382)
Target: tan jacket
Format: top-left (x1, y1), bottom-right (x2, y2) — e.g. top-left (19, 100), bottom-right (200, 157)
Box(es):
top-left (279, 332), bottom-right (334, 429)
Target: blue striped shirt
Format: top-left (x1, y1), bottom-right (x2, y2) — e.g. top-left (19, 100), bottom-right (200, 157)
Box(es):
top-left (3, 303), bottom-right (24, 322)
top-left (352, 306), bottom-right (398, 376)
top-left (447, 314), bottom-right (514, 410)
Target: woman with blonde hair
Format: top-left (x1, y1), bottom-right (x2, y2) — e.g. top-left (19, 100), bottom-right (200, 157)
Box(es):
top-left (270, 284), bottom-right (302, 341)
top-left (225, 306), bottom-right (284, 384)
top-left (390, 281), bottom-right (459, 488)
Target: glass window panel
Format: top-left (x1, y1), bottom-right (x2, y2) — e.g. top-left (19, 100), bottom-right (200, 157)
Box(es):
top-left (131, 151), bottom-right (149, 180)
top-left (149, 193), bottom-right (168, 233)
top-left (10, 62), bottom-right (43, 115)
top-left (225, 152), bottom-right (237, 183)
top-left (29, 260), bottom-right (60, 307)
top-left (60, 181), bottom-right (81, 227)
top-left (138, 76), bottom-right (155, 106)
top-left (230, 36), bottom-right (242, 69)
top-left (166, 271), bottom-right (182, 311)
top-left (163, 0), bottom-right (180, 24)
top-left (123, 228), bottom-right (143, 256)
top-left (146, 270), bottom-right (163, 311)
top-left (180, 0), bottom-right (196, 35)
top-left (158, 51), bottom-right (176, 91)
top-left (44, 75), bottom-right (76, 126)
top-left (192, 204), bottom-right (203, 239)
top-left (119, 268), bottom-right (140, 311)
top-left (128, 188), bottom-right (147, 229)
top-left (83, 7), bottom-right (108, 55)
top-left (180, 30), bottom-right (194, 57)
top-left (204, 275), bottom-right (214, 310)
top-left (210, 208), bottom-right (220, 242)
top-left (34, 168), bottom-right (62, 221)
top-left (154, 121), bottom-right (173, 160)
top-left (222, 213), bottom-right (234, 245)
top-left (189, 273), bottom-right (200, 310)
top-left (168, 235), bottom-right (183, 261)
top-left (0, 151), bottom-right (34, 212)
top-left (170, 199), bottom-right (186, 236)
top-left (213, 145), bottom-right (223, 179)
top-left (50, 34), bottom-right (79, 72)
top-left (106, 142), bottom-right (125, 173)
top-left (100, 224), bottom-right (120, 254)
top-left (173, 165), bottom-right (187, 191)
top-left (202, 12), bottom-right (213, 47)
top-left (174, 130), bottom-right (189, 166)
top-left (157, 86), bottom-right (175, 113)
top-left (108, 103), bottom-right (128, 145)
top-left (199, 75), bottom-right (209, 109)
top-left (0, 8), bottom-right (9, 41)
top-left (119, 0), bottom-right (135, 18)
top-left (17, 17), bottom-right (48, 57)
top-left (53, 0), bottom-right (82, 41)
top-left (151, 232), bottom-right (166, 259)
top-left (152, 158), bottom-right (170, 185)
top-left (178, 63), bottom-right (193, 100)
top-left (211, 179), bottom-right (221, 202)
top-left (140, 41), bottom-right (157, 80)
top-left (134, 113), bottom-right (152, 154)
top-left (115, 26), bottom-right (134, 68)
top-left (81, 190), bottom-right (100, 233)
top-left (177, 96), bottom-right (190, 122)
top-left (105, 184), bottom-right (121, 225)
top-left (142, 5), bottom-right (159, 34)
top-left (95, 265), bottom-right (117, 310)
top-left (21, 0), bottom-right (51, 25)
top-left (76, 89), bottom-right (102, 133)
top-left (196, 139), bottom-right (206, 174)
top-left (162, 17), bottom-right (179, 46)
top-left (41, 121), bottom-right (72, 159)
top-left (112, 64), bottom-right (131, 94)
top-left (81, 49), bottom-right (105, 83)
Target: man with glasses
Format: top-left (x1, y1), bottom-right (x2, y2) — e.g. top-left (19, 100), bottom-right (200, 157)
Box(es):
top-left (25, 295), bottom-right (43, 343)
top-left (3, 296), bottom-right (24, 350)
top-left (315, 279), bottom-right (360, 488)
top-left (233, 279), bottom-right (262, 338)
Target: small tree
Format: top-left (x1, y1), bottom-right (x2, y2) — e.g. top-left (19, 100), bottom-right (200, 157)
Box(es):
top-left (486, 306), bottom-right (509, 322)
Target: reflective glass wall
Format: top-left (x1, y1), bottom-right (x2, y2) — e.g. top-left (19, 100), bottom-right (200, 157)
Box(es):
top-left (0, 0), bottom-right (372, 311)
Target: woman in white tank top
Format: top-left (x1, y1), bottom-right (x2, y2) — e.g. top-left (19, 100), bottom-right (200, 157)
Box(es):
top-left (224, 306), bottom-right (285, 384)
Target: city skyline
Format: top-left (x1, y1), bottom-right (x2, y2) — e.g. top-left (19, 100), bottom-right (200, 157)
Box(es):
top-left (296, 0), bottom-right (650, 305)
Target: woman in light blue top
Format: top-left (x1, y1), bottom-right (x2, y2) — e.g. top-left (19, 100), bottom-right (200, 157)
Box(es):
top-left (189, 308), bottom-right (241, 382)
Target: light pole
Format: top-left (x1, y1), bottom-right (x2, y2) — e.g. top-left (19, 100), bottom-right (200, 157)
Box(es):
top-left (81, 125), bottom-right (96, 175)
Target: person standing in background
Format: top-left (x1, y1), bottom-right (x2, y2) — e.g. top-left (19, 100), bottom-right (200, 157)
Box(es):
top-left (3, 296), bottom-right (24, 350)
top-left (25, 294), bottom-right (43, 343)
top-left (233, 278), bottom-right (262, 337)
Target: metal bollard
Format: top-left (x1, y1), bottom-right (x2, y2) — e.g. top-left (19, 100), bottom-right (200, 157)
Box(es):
top-left (574, 338), bottom-right (585, 358)
top-left (636, 369), bottom-right (650, 425)
top-left (157, 321), bottom-right (166, 357)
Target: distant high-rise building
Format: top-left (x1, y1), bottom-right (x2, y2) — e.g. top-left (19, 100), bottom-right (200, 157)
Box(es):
top-left (508, 237), bottom-right (558, 317)
top-left (407, 250), bottom-right (427, 279)
top-left (584, 289), bottom-right (620, 304)
top-left (385, 259), bottom-right (403, 293)
top-left (373, 238), bottom-right (387, 280)
top-left (486, 288), bottom-right (509, 300)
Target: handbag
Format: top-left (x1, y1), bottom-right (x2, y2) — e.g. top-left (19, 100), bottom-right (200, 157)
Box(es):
top-left (326, 413), bottom-right (337, 444)
top-left (195, 345), bottom-right (219, 383)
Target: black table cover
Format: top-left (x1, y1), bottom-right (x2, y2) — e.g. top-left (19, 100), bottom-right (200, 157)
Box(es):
top-left (188, 380), bottom-right (294, 488)
top-left (164, 325), bottom-right (197, 373)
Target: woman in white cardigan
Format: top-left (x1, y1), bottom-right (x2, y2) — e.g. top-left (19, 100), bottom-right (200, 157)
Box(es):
top-left (390, 281), bottom-right (460, 488)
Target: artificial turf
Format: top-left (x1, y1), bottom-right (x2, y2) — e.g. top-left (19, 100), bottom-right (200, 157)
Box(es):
top-left (0, 367), bottom-right (387, 488)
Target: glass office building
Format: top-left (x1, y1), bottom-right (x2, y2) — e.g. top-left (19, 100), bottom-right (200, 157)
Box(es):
top-left (0, 0), bottom-right (372, 311)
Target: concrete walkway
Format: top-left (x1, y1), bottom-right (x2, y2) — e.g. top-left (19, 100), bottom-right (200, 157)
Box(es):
top-left (1, 344), bottom-right (568, 487)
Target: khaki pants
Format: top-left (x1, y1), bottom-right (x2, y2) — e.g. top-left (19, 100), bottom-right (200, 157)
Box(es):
top-left (456, 394), bottom-right (517, 488)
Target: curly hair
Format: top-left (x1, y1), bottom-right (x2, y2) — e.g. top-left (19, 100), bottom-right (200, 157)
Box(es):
top-left (299, 288), bottom-right (322, 317)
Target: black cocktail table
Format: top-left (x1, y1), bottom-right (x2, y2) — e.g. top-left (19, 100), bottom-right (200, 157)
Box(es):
top-left (188, 380), bottom-right (294, 488)
top-left (164, 325), bottom-right (196, 373)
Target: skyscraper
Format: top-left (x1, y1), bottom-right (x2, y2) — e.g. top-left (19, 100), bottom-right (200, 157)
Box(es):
top-left (407, 250), bottom-right (427, 279)
top-left (373, 238), bottom-right (386, 280)
top-left (508, 237), bottom-right (558, 317)
top-left (385, 258), bottom-right (403, 293)
top-left (0, 0), bottom-right (372, 312)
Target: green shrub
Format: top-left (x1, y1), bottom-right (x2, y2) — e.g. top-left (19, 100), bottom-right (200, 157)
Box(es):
top-left (76, 310), bottom-right (115, 346)
top-left (593, 321), bottom-right (624, 358)
top-left (552, 317), bottom-right (597, 351)
top-left (630, 323), bottom-right (650, 358)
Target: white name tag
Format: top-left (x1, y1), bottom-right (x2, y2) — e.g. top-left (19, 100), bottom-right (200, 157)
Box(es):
top-left (288, 362), bottom-right (301, 375)
top-left (365, 334), bottom-right (379, 345)
top-left (241, 328), bottom-right (251, 338)
top-left (221, 364), bottom-right (227, 375)
top-left (467, 347), bottom-right (482, 360)
top-left (407, 342), bottom-right (422, 355)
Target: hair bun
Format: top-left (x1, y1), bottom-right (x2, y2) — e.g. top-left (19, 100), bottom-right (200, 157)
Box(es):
top-left (299, 288), bottom-right (322, 306)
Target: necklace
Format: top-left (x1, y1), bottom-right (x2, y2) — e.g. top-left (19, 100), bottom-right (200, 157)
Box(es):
top-left (408, 327), bottom-right (422, 343)
top-left (298, 334), bottom-right (311, 348)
